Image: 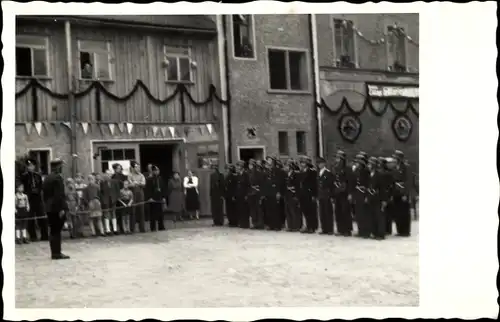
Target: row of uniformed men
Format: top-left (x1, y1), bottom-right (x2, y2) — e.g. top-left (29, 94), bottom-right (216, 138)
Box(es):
top-left (209, 150), bottom-right (413, 240)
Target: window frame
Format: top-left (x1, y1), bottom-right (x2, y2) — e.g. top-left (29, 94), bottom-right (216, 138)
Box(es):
top-left (163, 45), bottom-right (194, 84)
top-left (15, 35), bottom-right (50, 78)
top-left (230, 14), bottom-right (257, 61)
top-left (278, 131), bottom-right (290, 156)
top-left (27, 147), bottom-right (52, 175)
top-left (266, 46), bottom-right (311, 94)
top-left (295, 131), bottom-right (307, 156)
top-left (331, 18), bottom-right (358, 68)
top-left (385, 22), bottom-right (409, 72)
top-left (77, 39), bottom-right (114, 81)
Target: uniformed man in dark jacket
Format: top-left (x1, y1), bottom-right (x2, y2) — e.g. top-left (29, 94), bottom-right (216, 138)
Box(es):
top-left (317, 157), bottom-right (335, 235)
top-left (20, 159), bottom-right (48, 241)
top-left (392, 150), bottom-right (411, 237)
top-left (333, 151), bottom-right (351, 236)
top-left (282, 160), bottom-right (301, 231)
top-left (299, 156), bottom-right (318, 234)
top-left (42, 159), bottom-right (69, 260)
top-left (235, 160), bottom-right (250, 228)
top-left (247, 159), bottom-right (264, 229)
top-left (225, 164), bottom-right (238, 227)
top-left (146, 165), bottom-right (167, 232)
top-left (261, 159), bottom-right (281, 230)
top-left (370, 157), bottom-right (392, 240)
top-left (350, 155), bottom-right (371, 238)
top-left (210, 164), bottom-right (225, 226)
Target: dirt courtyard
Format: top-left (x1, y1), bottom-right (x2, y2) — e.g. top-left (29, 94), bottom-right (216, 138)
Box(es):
top-left (15, 220), bottom-right (419, 308)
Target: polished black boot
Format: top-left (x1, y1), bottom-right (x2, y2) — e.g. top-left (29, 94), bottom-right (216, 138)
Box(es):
top-left (51, 235), bottom-right (70, 260)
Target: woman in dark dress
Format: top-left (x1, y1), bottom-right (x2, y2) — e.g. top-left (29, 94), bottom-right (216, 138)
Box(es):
top-left (183, 170), bottom-right (200, 220)
top-left (167, 172), bottom-right (185, 221)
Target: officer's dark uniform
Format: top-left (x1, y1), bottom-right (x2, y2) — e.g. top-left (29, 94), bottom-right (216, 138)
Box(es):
top-left (235, 161), bottom-right (251, 228)
top-left (273, 158), bottom-right (287, 228)
top-left (20, 159), bottom-right (48, 241)
top-left (317, 158), bottom-right (335, 235)
top-left (370, 157), bottom-right (392, 239)
top-left (351, 155), bottom-right (371, 238)
top-left (261, 161), bottom-right (281, 230)
top-left (210, 165), bottom-right (225, 226)
top-left (299, 157), bottom-right (318, 234)
top-left (333, 151), bottom-right (351, 236)
top-left (225, 164), bottom-right (238, 227)
top-left (247, 159), bottom-right (264, 229)
top-left (283, 160), bottom-right (302, 231)
top-left (392, 150), bottom-right (411, 237)
top-left (42, 159), bottom-right (70, 260)
top-left (145, 165), bottom-right (166, 232)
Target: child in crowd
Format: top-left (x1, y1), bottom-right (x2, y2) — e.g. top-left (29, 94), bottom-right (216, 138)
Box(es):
top-left (65, 178), bottom-right (82, 238)
top-left (15, 183), bottom-right (30, 244)
top-left (118, 180), bottom-right (134, 234)
top-left (83, 174), bottom-right (105, 237)
top-left (74, 173), bottom-right (88, 227)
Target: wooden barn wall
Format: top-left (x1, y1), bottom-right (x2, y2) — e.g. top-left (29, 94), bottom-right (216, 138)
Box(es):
top-left (16, 22), bottom-right (220, 124)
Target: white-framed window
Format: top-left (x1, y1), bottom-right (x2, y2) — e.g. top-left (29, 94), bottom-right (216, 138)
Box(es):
top-left (387, 26), bottom-right (408, 72)
top-left (267, 47), bottom-right (309, 92)
top-left (163, 45), bottom-right (193, 83)
top-left (16, 35), bottom-right (49, 77)
top-left (333, 19), bottom-right (356, 68)
top-left (78, 40), bottom-right (113, 80)
top-left (232, 14), bottom-right (256, 59)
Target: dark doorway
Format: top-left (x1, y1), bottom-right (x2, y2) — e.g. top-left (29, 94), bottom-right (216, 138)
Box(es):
top-left (239, 147), bottom-right (265, 163)
top-left (139, 144), bottom-right (175, 180)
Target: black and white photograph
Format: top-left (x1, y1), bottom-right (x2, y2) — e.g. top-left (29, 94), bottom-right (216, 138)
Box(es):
top-left (1, 2), bottom-right (497, 320)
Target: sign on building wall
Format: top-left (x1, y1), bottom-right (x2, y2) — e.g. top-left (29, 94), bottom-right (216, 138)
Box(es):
top-left (366, 83), bottom-right (419, 99)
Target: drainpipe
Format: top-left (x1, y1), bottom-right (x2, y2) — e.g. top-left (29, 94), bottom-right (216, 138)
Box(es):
top-left (216, 15), bottom-right (231, 165)
top-left (310, 14), bottom-right (324, 158)
top-left (65, 20), bottom-right (77, 176)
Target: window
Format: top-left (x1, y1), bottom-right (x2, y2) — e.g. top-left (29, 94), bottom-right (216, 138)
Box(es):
top-left (16, 35), bottom-right (49, 77)
top-left (78, 40), bottom-right (112, 80)
top-left (99, 148), bottom-right (136, 173)
top-left (278, 131), bottom-right (289, 155)
top-left (197, 144), bottom-right (219, 168)
top-left (232, 14), bottom-right (255, 59)
top-left (28, 149), bottom-right (50, 175)
top-left (268, 48), bottom-right (308, 91)
top-left (333, 19), bottom-right (356, 68)
top-left (387, 26), bottom-right (407, 72)
top-left (164, 45), bottom-right (192, 82)
top-left (296, 131), bottom-right (307, 155)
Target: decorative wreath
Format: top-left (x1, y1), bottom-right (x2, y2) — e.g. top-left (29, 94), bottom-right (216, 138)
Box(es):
top-left (392, 114), bottom-right (413, 142)
top-left (338, 114), bottom-right (362, 143)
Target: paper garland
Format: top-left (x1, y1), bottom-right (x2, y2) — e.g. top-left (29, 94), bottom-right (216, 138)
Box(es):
top-left (339, 19), bottom-right (419, 47)
top-left (25, 123), bottom-right (33, 136)
top-left (126, 123), bottom-right (133, 135)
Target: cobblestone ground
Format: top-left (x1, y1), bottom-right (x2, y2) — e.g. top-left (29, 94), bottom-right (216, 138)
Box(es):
top-left (15, 219), bottom-right (419, 308)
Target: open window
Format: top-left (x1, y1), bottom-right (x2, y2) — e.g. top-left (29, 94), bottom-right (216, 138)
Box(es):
top-left (78, 40), bottom-right (113, 80)
top-left (268, 48), bottom-right (308, 92)
top-left (387, 25), bottom-right (408, 72)
top-left (16, 35), bottom-right (49, 77)
top-left (163, 45), bottom-right (193, 83)
top-left (232, 14), bottom-right (255, 59)
top-left (333, 19), bottom-right (356, 68)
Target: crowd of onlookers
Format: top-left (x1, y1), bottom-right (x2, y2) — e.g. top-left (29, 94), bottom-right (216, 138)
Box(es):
top-left (15, 160), bottom-right (201, 245)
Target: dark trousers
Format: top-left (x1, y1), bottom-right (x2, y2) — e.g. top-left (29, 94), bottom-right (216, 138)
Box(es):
top-left (226, 197), bottom-right (238, 226)
top-left (27, 197), bottom-right (48, 241)
top-left (318, 197), bottom-right (334, 234)
top-left (284, 194), bottom-right (301, 231)
top-left (132, 189), bottom-right (145, 233)
top-left (248, 195), bottom-right (264, 228)
top-left (354, 193), bottom-right (371, 237)
top-left (278, 198), bottom-right (286, 228)
top-left (263, 196), bottom-right (280, 230)
top-left (47, 211), bottom-right (66, 256)
top-left (386, 201), bottom-right (395, 235)
top-left (211, 195), bottom-right (224, 226)
top-left (370, 197), bottom-right (386, 238)
top-left (394, 195), bottom-right (411, 236)
top-left (237, 197), bottom-right (250, 228)
top-left (300, 196), bottom-right (318, 231)
top-left (335, 194), bottom-right (352, 235)
top-left (149, 201), bottom-right (165, 231)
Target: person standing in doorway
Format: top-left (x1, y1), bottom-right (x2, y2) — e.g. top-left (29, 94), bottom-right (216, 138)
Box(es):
top-left (128, 161), bottom-right (146, 233)
top-left (167, 171), bottom-right (185, 221)
top-left (184, 170), bottom-right (200, 220)
top-left (317, 157), bottom-right (335, 235)
top-left (146, 165), bottom-right (167, 231)
top-left (209, 164), bottom-right (225, 226)
top-left (20, 158), bottom-right (48, 242)
top-left (42, 159), bottom-right (70, 260)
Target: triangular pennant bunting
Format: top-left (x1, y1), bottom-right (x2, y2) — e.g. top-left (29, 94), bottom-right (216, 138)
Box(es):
top-left (118, 123), bottom-right (125, 134)
top-left (81, 122), bottom-right (89, 135)
top-left (168, 126), bottom-right (175, 138)
top-left (161, 127), bottom-right (168, 137)
top-left (126, 123), bottom-right (134, 135)
top-left (152, 126), bottom-right (159, 137)
top-left (62, 122), bottom-right (71, 130)
top-left (100, 124), bottom-right (107, 135)
top-left (34, 122), bottom-right (43, 136)
top-left (109, 124), bottom-right (116, 135)
top-left (206, 124), bottom-right (213, 134)
top-left (25, 123), bottom-right (33, 136)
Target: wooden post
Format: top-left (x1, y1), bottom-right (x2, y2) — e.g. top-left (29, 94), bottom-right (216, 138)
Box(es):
top-left (310, 14), bottom-right (324, 159)
top-left (65, 21), bottom-right (77, 176)
top-left (216, 15), bottom-right (229, 165)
